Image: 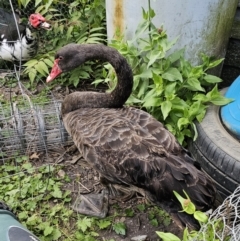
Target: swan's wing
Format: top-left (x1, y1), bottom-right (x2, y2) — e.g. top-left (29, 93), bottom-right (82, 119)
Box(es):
top-left (63, 107), bottom-right (215, 209)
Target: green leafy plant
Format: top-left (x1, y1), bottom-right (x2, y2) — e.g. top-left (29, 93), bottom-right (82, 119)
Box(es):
top-left (93, 8), bottom-right (232, 145)
top-left (18, 0), bottom-right (106, 87)
top-left (156, 191), bottom-right (230, 241)
top-left (112, 222), bottom-right (127, 236)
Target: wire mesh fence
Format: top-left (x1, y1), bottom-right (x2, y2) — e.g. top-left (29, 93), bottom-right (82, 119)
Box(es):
top-left (0, 0), bottom-right (76, 161)
top-left (0, 94), bottom-right (73, 163)
top-left (191, 186), bottom-right (240, 241)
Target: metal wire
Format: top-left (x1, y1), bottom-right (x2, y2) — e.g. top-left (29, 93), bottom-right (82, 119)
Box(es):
top-left (191, 186), bottom-right (240, 241)
top-left (0, 95), bottom-right (73, 162)
top-left (0, 2), bottom-right (73, 162)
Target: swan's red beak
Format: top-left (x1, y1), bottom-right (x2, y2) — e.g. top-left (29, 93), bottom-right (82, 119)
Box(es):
top-left (46, 59), bottom-right (62, 83)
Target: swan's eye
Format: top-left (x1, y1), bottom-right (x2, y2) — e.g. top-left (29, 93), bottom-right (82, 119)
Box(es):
top-left (58, 56), bottom-right (63, 60)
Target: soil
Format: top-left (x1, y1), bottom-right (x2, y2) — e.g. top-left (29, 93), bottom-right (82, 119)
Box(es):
top-left (0, 76), bottom-right (183, 241)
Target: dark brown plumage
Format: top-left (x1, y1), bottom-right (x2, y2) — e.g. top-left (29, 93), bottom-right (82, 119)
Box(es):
top-left (47, 43), bottom-right (217, 229)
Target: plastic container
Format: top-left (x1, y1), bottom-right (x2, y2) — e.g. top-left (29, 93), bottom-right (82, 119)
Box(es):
top-left (0, 209), bottom-right (40, 241)
top-left (221, 76), bottom-right (240, 140)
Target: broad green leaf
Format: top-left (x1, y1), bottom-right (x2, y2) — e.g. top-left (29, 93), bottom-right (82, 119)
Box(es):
top-left (44, 226), bottom-right (53, 236)
top-left (35, 0), bottom-right (42, 7)
top-left (137, 79), bottom-right (149, 98)
top-left (97, 220), bottom-right (111, 229)
top-left (152, 72), bottom-right (163, 85)
top-left (193, 93), bottom-right (209, 103)
top-left (207, 58), bottom-right (224, 69)
top-left (23, 59), bottom-right (38, 68)
top-left (135, 19), bottom-right (150, 37)
top-left (182, 227), bottom-right (190, 241)
top-left (29, 69), bottom-right (37, 84)
top-left (173, 191), bottom-right (196, 214)
top-left (143, 96), bottom-right (162, 107)
top-left (194, 211), bottom-right (208, 223)
top-left (190, 66), bottom-right (204, 78)
top-left (188, 101), bottom-right (203, 119)
top-left (164, 82), bottom-right (176, 96)
top-left (177, 117), bottom-right (189, 130)
top-left (156, 231), bottom-right (181, 241)
top-left (112, 222), bottom-right (126, 235)
top-left (210, 96), bottom-right (234, 105)
top-left (51, 229), bottom-right (62, 241)
top-left (147, 50), bottom-right (162, 68)
top-left (207, 85), bottom-right (233, 105)
top-left (77, 217), bottom-right (92, 233)
top-left (51, 186), bottom-right (62, 198)
top-left (171, 97), bottom-right (189, 111)
top-left (168, 48), bottom-right (185, 63)
top-left (162, 68), bottom-right (183, 82)
top-left (138, 68), bottom-right (152, 79)
top-left (36, 61), bottom-right (49, 75)
top-left (126, 95), bottom-right (142, 104)
top-left (43, 58), bottom-right (54, 67)
top-left (149, 8), bottom-right (156, 18)
top-left (161, 100), bottom-right (172, 120)
top-left (204, 74), bottom-right (222, 83)
top-left (185, 78), bottom-right (205, 92)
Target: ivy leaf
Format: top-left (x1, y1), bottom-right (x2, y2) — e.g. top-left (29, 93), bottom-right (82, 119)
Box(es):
top-left (112, 222), bottom-right (126, 235)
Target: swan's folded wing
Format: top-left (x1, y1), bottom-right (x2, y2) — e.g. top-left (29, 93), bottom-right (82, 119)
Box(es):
top-left (63, 107), bottom-right (215, 208)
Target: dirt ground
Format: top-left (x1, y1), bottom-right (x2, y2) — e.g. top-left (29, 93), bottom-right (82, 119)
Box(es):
top-left (0, 77), bottom-right (183, 241)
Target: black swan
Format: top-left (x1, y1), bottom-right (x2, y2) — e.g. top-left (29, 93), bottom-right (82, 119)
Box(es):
top-left (0, 8), bottom-right (51, 62)
top-left (46, 43), bottom-right (217, 229)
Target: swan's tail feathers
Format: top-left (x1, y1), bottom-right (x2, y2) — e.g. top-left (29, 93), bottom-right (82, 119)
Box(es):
top-left (160, 200), bottom-right (200, 230)
top-left (171, 211), bottom-right (200, 230)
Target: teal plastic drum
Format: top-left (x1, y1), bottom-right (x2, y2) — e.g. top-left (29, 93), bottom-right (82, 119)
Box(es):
top-left (220, 76), bottom-right (240, 140)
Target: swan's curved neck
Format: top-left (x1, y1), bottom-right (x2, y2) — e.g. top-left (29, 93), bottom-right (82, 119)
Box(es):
top-left (62, 45), bottom-right (133, 115)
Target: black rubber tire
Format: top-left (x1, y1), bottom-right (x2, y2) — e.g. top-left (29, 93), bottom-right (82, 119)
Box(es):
top-left (188, 99), bottom-right (240, 200)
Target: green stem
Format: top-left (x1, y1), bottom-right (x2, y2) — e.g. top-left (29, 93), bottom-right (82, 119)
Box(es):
top-left (148, 0), bottom-right (152, 42)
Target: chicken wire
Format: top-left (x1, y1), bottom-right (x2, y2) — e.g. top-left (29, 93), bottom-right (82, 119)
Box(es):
top-left (0, 92), bottom-right (73, 162)
top-left (190, 185), bottom-right (240, 241)
top-left (0, 0), bottom-right (74, 161)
